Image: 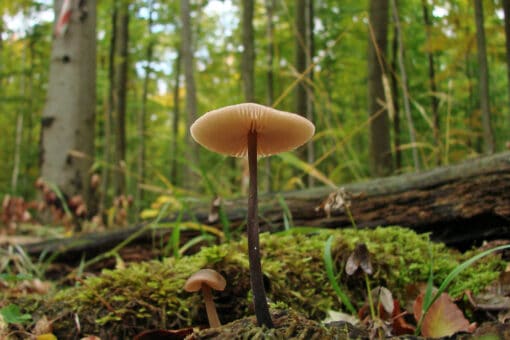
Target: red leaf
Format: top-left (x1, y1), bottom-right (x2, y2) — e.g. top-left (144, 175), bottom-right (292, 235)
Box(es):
top-left (414, 292), bottom-right (473, 338)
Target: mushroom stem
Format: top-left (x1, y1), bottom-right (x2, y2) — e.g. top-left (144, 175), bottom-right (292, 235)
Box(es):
top-left (201, 284), bottom-right (221, 328)
top-left (247, 129), bottom-right (274, 328)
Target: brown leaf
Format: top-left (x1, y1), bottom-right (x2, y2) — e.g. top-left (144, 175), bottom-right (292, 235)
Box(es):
top-left (414, 292), bottom-right (473, 338)
top-left (391, 300), bottom-right (415, 335)
top-left (346, 243), bottom-right (373, 275)
top-left (133, 327), bottom-right (194, 340)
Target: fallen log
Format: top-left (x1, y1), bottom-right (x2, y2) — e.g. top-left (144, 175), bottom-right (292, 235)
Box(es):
top-left (20, 151), bottom-right (510, 260)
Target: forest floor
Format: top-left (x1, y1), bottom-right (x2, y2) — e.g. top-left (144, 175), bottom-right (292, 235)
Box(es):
top-left (1, 223), bottom-right (510, 339)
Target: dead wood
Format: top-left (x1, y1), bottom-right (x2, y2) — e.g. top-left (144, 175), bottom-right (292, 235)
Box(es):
top-left (21, 151), bottom-right (510, 260)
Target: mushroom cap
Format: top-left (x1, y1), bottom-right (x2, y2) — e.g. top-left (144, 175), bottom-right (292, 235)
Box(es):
top-left (184, 269), bottom-right (227, 292)
top-left (190, 103), bottom-right (315, 157)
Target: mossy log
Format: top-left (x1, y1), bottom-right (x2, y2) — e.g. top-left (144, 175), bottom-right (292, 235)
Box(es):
top-left (23, 151), bottom-right (510, 260)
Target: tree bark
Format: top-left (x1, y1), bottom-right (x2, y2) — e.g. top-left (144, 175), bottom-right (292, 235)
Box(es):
top-left (171, 49), bottom-right (182, 185)
top-left (264, 0), bottom-right (275, 192)
top-left (295, 0), bottom-right (315, 187)
top-left (367, 0), bottom-right (393, 176)
top-left (390, 23), bottom-right (401, 170)
top-left (421, 0), bottom-right (441, 165)
top-left (305, 0), bottom-right (315, 187)
top-left (40, 0), bottom-right (96, 212)
top-left (502, 0), bottom-right (510, 129)
top-left (112, 0), bottom-right (129, 196)
top-left (241, 0), bottom-right (255, 195)
top-left (391, 0), bottom-right (420, 171)
top-left (242, 0), bottom-right (255, 103)
top-left (474, 0), bottom-right (495, 154)
top-left (295, 0), bottom-right (307, 117)
top-left (181, 0), bottom-right (199, 189)
top-left (136, 2), bottom-right (154, 218)
top-left (24, 152), bottom-right (510, 259)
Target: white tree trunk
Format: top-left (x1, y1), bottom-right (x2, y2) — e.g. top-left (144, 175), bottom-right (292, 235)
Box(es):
top-left (41, 0), bottom-right (96, 207)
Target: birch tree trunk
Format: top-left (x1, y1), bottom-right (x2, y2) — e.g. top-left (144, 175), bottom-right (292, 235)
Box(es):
top-left (40, 0), bottom-right (96, 211)
top-left (473, 0), bottom-right (495, 154)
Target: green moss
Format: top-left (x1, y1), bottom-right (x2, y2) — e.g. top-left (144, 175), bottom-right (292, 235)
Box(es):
top-left (8, 226), bottom-right (504, 338)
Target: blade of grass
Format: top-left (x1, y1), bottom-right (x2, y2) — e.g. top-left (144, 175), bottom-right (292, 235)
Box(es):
top-left (277, 194), bottom-right (293, 230)
top-left (324, 235), bottom-right (356, 314)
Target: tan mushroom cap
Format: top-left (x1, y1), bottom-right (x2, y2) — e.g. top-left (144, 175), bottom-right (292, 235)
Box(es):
top-left (190, 103), bottom-right (315, 157)
top-left (184, 269), bottom-right (227, 292)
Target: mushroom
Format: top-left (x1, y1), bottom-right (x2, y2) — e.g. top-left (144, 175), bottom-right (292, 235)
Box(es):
top-left (190, 103), bottom-right (315, 328)
top-left (184, 268), bottom-right (227, 328)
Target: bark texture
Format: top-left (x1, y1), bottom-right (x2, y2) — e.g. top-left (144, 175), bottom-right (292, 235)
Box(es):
top-left (41, 0), bottom-right (96, 209)
top-left (474, 0), bottom-right (495, 154)
top-left (112, 0), bottom-right (129, 196)
top-left (181, 0), bottom-right (199, 188)
top-left (367, 0), bottom-right (393, 176)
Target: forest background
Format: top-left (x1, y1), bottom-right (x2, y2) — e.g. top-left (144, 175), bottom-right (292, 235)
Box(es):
top-left (1, 0), bottom-right (509, 228)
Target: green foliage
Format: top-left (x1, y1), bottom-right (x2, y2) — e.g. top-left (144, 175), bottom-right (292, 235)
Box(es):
top-left (0, 303), bottom-right (32, 325)
top-left (1, 0), bottom-right (510, 218)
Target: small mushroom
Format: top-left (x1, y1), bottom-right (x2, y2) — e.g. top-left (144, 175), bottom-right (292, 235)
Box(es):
top-left (184, 269), bottom-right (227, 328)
top-left (191, 103), bottom-right (315, 328)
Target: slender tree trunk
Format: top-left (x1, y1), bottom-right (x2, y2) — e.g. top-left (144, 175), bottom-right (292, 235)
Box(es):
top-left (390, 23), bottom-right (401, 171)
top-left (241, 0), bottom-right (255, 195)
top-left (501, 0), bottom-right (510, 133)
top-left (473, 0), bottom-right (495, 154)
top-left (305, 0), bottom-right (315, 187)
top-left (421, 0), bottom-right (440, 165)
top-left (503, 0), bottom-right (510, 105)
top-left (171, 50), bottom-right (182, 185)
top-left (0, 18), bottom-right (3, 88)
top-left (136, 2), bottom-right (154, 218)
top-left (180, 0), bottom-right (198, 188)
top-left (264, 0), bottom-right (275, 192)
top-left (23, 33), bottom-right (36, 196)
top-left (391, 0), bottom-right (420, 171)
top-left (100, 7), bottom-right (117, 216)
top-left (242, 0), bottom-right (255, 102)
top-left (295, 0), bottom-right (315, 186)
top-left (367, 0), bottom-right (393, 176)
top-left (40, 0), bottom-right (96, 211)
top-left (11, 114), bottom-right (23, 194)
top-left (295, 0), bottom-right (307, 117)
top-left (11, 33), bottom-right (27, 195)
top-left (113, 0), bottom-right (129, 196)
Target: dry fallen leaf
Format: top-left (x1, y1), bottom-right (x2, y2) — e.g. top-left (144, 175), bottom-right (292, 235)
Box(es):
top-left (345, 243), bottom-right (373, 275)
top-left (414, 292), bottom-right (474, 338)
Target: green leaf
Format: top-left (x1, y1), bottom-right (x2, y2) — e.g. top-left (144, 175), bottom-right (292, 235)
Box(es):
top-left (0, 304), bottom-right (32, 324)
